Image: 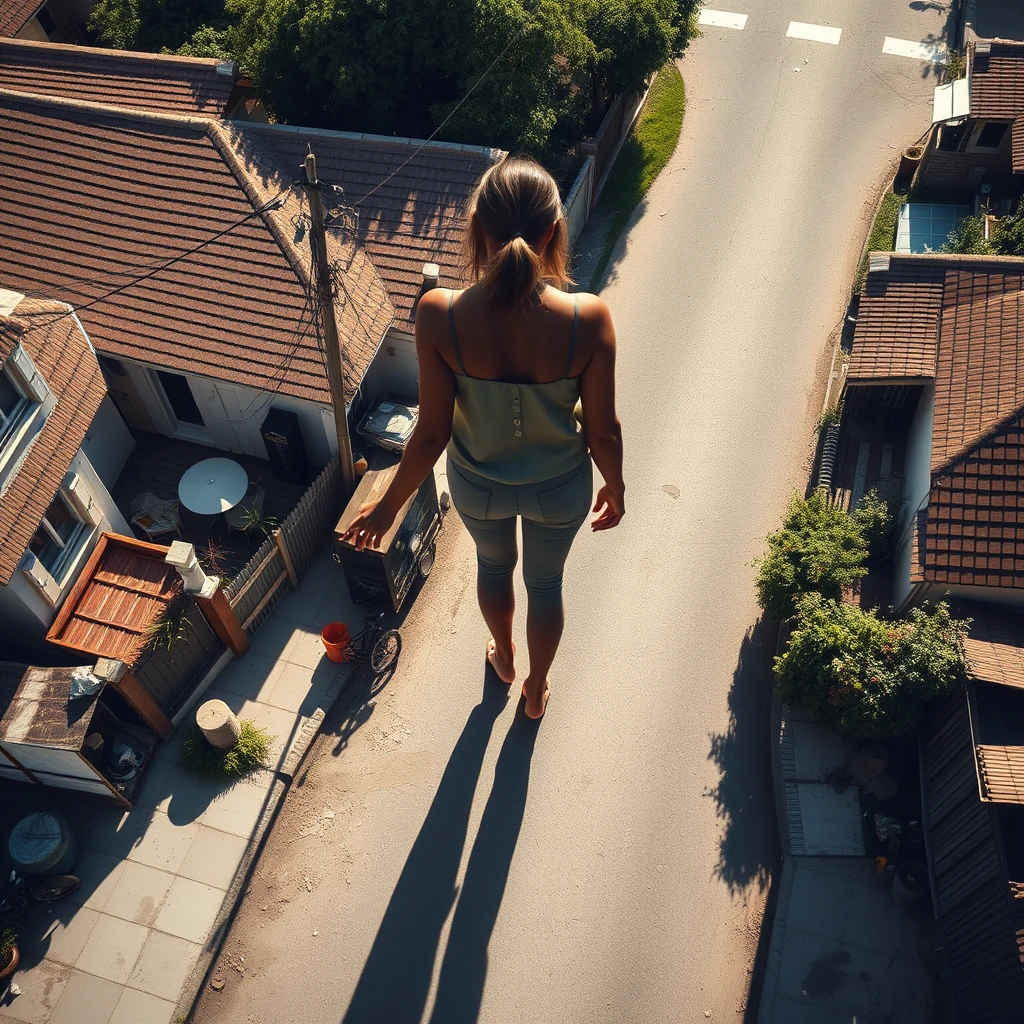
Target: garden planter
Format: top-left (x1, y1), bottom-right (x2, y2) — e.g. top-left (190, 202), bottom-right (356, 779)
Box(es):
top-left (895, 145), bottom-right (924, 185)
top-left (1, 944), bottom-right (19, 980)
top-left (891, 861), bottom-right (929, 906)
top-left (321, 622), bottom-right (352, 663)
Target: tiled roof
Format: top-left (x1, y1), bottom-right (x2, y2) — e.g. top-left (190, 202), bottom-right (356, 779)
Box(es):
top-left (1013, 115), bottom-right (1024, 174)
top-left (850, 254), bottom-right (1024, 590)
top-left (970, 40), bottom-right (1024, 121)
top-left (46, 533), bottom-right (179, 663)
top-left (977, 744), bottom-right (1024, 803)
top-left (234, 123), bottom-right (504, 332)
top-left (848, 256), bottom-right (945, 381)
top-left (0, 294), bottom-right (106, 586)
top-left (0, 38), bottom-right (238, 117)
top-left (0, 91), bottom-right (395, 406)
top-left (0, 0), bottom-right (42, 38)
top-left (962, 602), bottom-right (1024, 689)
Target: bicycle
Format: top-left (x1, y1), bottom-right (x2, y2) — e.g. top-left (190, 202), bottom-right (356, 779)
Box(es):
top-left (342, 608), bottom-right (402, 675)
top-left (0, 870), bottom-right (80, 914)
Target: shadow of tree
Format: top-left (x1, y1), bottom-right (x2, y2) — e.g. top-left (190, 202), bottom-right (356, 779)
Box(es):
top-left (706, 618), bottom-right (781, 895)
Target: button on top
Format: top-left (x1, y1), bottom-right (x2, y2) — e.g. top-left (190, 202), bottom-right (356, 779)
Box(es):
top-left (515, 430), bottom-right (522, 437)
top-left (513, 418), bottom-right (521, 426)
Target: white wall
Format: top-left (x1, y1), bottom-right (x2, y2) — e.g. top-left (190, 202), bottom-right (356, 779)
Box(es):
top-left (361, 329), bottom-right (419, 404)
top-left (893, 384), bottom-right (936, 608)
top-left (929, 584), bottom-right (1024, 609)
top-left (81, 397), bottom-right (135, 488)
top-left (2, 449), bottom-right (131, 638)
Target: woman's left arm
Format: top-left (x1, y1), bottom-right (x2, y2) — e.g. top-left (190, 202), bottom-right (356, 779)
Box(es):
top-left (341, 290), bottom-right (456, 551)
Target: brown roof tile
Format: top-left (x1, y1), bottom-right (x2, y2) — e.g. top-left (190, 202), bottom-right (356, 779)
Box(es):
top-left (233, 123), bottom-right (503, 332)
top-left (0, 294), bottom-right (106, 586)
top-left (961, 602), bottom-right (1024, 689)
top-left (970, 40), bottom-right (1024, 121)
top-left (977, 744), bottom-right (1024, 804)
top-left (849, 256), bottom-right (945, 381)
top-left (0, 92), bottom-right (394, 406)
top-left (0, 1), bottom-right (42, 39)
top-left (0, 38), bottom-right (237, 117)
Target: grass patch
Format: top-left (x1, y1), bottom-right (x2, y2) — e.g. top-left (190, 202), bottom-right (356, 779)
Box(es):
top-left (183, 719), bottom-right (273, 781)
top-left (588, 62), bottom-right (686, 290)
top-left (853, 188), bottom-right (905, 295)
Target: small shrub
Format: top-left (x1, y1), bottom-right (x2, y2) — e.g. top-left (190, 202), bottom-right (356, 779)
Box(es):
top-left (0, 925), bottom-right (16, 959)
top-left (853, 488), bottom-right (904, 561)
top-left (144, 592), bottom-right (192, 652)
top-left (183, 719), bottom-right (273, 781)
top-left (946, 49), bottom-right (966, 81)
top-left (940, 215), bottom-right (994, 255)
top-left (774, 595), bottom-right (970, 739)
top-left (993, 213), bottom-right (1024, 257)
top-left (818, 403), bottom-right (843, 429)
top-left (754, 490), bottom-right (868, 621)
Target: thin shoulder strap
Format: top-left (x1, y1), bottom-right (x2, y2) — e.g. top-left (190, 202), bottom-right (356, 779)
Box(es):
top-left (563, 293), bottom-right (580, 378)
top-left (447, 290), bottom-right (468, 375)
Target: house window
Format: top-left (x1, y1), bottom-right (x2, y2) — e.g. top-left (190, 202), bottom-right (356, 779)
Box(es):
top-left (0, 364), bottom-right (29, 447)
top-left (34, 5), bottom-right (58, 38)
top-left (28, 493), bottom-right (86, 579)
top-left (974, 121), bottom-right (1008, 149)
top-left (156, 370), bottom-right (205, 426)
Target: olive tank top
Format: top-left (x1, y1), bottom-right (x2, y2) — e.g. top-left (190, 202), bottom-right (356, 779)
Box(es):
top-left (445, 290), bottom-right (588, 485)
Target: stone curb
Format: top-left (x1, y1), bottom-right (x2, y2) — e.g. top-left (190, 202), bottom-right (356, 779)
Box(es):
top-left (173, 665), bottom-right (354, 1023)
top-left (754, 855), bottom-right (798, 1024)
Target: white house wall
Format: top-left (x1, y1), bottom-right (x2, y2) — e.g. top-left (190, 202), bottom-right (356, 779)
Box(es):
top-left (82, 396), bottom-right (135, 489)
top-left (928, 583), bottom-right (1024, 610)
top-left (361, 330), bottom-right (419, 404)
top-left (893, 384), bottom-right (936, 608)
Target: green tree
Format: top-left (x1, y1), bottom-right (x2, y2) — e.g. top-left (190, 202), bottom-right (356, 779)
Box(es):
top-left (172, 24), bottom-right (235, 59)
top-left (90, 0), bottom-right (230, 52)
top-left (754, 489), bottom-right (868, 621)
top-left (940, 214), bottom-right (994, 255)
top-left (992, 211), bottom-right (1024, 256)
top-left (774, 595), bottom-right (969, 739)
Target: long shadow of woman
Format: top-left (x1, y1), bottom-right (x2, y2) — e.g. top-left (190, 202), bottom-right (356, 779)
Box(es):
top-left (342, 679), bottom-right (537, 1024)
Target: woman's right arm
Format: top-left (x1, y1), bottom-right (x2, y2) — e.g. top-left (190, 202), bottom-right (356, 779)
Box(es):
top-left (578, 296), bottom-right (625, 531)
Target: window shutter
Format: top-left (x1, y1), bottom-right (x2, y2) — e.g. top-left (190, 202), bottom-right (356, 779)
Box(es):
top-left (19, 552), bottom-right (61, 605)
top-left (63, 472), bottom-right (102, 526)
top-left (8, 345), bottom-right (49, 403)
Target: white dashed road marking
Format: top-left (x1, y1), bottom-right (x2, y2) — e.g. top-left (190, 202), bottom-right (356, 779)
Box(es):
top-left (786, 21), bottom-right (842, 44)
top-left (698, 9), bottom-right (748, 29)
top-left (882, 36), bottom-right (946, 63)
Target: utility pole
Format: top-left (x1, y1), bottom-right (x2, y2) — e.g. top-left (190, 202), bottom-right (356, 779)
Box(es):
top-left (303, 150), bottom-right (356, 497)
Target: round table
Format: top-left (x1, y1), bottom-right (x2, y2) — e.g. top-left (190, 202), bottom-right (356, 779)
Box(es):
top-left (178, 458), bottom-right (249, 515)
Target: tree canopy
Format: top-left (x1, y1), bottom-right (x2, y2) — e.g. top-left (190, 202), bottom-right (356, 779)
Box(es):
top-left (88, 0), bottom-right (699, 158)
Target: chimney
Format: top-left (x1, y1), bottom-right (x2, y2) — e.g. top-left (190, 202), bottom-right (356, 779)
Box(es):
top-left (411, 262), bottom-right (441, 319)
top-left (165, 541), bottom-right (218, 599)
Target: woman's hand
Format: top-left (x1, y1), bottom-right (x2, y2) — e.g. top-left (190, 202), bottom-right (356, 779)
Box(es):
top-left (341, 499), bottom-right (398, 551)
top-left (591, 485), bottom-right (624, 531)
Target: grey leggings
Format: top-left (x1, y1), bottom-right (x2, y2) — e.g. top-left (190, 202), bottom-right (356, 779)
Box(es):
top-left (446, 455), bottom-right (593, 610)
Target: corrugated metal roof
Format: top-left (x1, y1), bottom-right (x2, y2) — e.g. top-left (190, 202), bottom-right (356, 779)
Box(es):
top-left (46, 533), bottom-right (180, 664)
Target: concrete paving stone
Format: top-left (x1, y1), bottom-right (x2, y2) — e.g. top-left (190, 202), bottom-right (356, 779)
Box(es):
top-left (128, 930), bottom-right (202, 1002)
top-left (132, 756), bottom-right (180, 813)
top-left (774, 929), bottom-right (848, 1009)
top-left (24, 906), bottom-right (99, 966)
top-left (273, 582), bottom-right (329, 626)
top-left (84, 806), bottom-right (131, 852)
top-left (126, 811), bottom-right (198, 873)
top-left (46, 970), bottom-right (122, 1024)
top-left (795, 784), bottom-right (865, 855)
top-left (786, 864), bottom-right (851, 941)
top-left (101, 862), bottom-right (175, 928)
top-left (267, 660), bottom-right (340, 717)
top-left (248, 616), bottom-right (295, 659)
top-left (282, 626), bottom-right (331, 670)
top-left (177, 825), bottom-right (248, 890)
top-left (107, 988), bottom-right (176, 1024)
top-left (74, 913), bottom-right (149, 984)
top-left (65, 850), bottom-right (126, 912)
top-left (790, 720), bottom-right (847, 780)
top-left (764, 995), bottom-right (833, 1024)
top-left (85, 806), bottom-right (149, 860)
top-left (212, 649), bottom-right (281, 704)
top-left (152, 876), bottom-right (225, 943)
top-left (152, 727), bottom-right (188, 765)
top-left (3, 955), bottom-right (72, 1022)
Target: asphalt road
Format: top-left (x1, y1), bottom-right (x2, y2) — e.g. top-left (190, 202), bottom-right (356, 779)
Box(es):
top-left (195, 2), bottom-right (950, 1021)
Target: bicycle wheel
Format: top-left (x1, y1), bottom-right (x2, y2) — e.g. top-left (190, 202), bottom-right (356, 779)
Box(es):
top-left (29, 874), bottom-right (80, 902)
top-left (370, 629), bottom-right (402, 674)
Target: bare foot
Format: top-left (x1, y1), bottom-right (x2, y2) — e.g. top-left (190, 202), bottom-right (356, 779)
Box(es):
top-left (486, 639), bottom-right (516, 684)
top-left (522, 677), bottom-right (550, 720)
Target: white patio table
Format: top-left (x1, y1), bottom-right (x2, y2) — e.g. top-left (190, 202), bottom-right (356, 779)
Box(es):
top-left (178, 458), bottom-right (249, 515)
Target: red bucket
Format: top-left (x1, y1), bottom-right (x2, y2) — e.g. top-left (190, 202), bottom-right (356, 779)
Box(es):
top-left (321, 622), bottom-right (352, 663)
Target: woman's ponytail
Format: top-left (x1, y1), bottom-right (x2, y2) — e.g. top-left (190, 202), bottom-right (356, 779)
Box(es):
top-left (464, 155), bottom-right (572, 309)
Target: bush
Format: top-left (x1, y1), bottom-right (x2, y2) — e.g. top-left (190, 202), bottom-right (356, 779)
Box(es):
top-left (774, 595), bottom-right (969, 739)
top-left (940, 215), bottom-right (994, 255)
top-left (852, 488), bottom-right (903, 561)
top-left (993, 213), bottom-right (1024, 257)
top-left (183, 719), bottom-right (273, 780)
top-left (754, 490), bottom-right (868, 621)
top-left (0, 926), bottom-right (16, 959)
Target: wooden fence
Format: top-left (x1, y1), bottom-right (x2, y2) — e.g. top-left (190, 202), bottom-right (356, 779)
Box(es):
top-left (133, 601), bottom-right (224, 717)
top-left (225, 457), bottom-right (345, 636)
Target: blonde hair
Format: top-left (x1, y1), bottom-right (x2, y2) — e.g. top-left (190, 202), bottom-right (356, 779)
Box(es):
top-left (464, 155), bottom-right (572, 309)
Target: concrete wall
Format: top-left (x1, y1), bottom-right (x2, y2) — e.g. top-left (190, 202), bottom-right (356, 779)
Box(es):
top-left (82, 396), bottom-right (135, 488)
top-left (893, 384), bottom-right (935, 608)
top-left (360, 329), bottom-right (419, 404)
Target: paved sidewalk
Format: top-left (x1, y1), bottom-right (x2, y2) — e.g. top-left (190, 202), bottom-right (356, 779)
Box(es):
top-left (0, 553), bottom-right (360, 1024)
top-left (757, 857), bottom-right (942, 1024)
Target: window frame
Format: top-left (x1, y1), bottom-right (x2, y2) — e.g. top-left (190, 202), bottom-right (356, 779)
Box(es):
top-left (0, 343), bottom-right (55, 494)
top-left (29, 492), bottom-right (88, 582)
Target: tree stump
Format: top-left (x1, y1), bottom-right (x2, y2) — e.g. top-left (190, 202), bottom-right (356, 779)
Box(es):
top-left (196, 699), bottom-right (240, 749)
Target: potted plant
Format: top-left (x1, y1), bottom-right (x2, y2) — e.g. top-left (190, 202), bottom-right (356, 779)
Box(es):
top-left (0, 925), bottom-right (19, 979)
